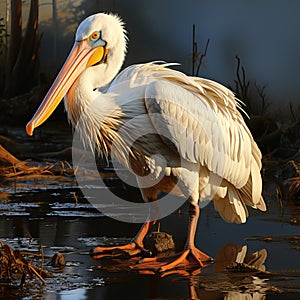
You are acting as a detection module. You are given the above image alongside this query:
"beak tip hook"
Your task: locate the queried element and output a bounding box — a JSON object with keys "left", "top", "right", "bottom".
{"left": 26, "top": 122, "right": 34, "bottom": 136}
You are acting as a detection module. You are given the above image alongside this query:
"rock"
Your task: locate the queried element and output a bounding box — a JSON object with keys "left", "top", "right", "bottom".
{"left": 50, "top": 252, "right": 66, "bottom": 268}
{"left": 144, "top": 232, "right": 175, "bottom": 254}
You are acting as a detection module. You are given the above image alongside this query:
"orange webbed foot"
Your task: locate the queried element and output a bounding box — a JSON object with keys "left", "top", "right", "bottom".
{"left": 90, "top": 242, "right": 152, "bottom": 259}
{"left": 131, "top": 246, "right": 212, "bottom": 273}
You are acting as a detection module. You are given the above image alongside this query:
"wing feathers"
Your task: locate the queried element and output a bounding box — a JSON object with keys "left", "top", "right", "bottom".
{"left": 114, "top": 62, "right": 265, "bottom": 223}
{"left": 145, "top": 78, "right": 256, "bottom": 190}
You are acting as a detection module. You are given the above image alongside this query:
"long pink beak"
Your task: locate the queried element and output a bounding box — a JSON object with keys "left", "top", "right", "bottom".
{"left": 26, "top": 40, "right": 106, "bottom": 136}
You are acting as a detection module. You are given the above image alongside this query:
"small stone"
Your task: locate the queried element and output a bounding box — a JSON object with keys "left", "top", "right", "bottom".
{"left": 50, "top": 252, "right": 66, "bottom": 267}
{"left": 144, "top": 231, "right": 175, "bottom": 254}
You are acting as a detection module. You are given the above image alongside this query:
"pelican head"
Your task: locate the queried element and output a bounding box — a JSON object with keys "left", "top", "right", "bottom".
{"left": 26, "top": 13, "right": 127, "bottom": 136}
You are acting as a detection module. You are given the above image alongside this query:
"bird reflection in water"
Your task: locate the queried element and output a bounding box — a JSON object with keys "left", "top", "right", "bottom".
{"left": 186, "top": 244, "right": 268, "bottom": 300}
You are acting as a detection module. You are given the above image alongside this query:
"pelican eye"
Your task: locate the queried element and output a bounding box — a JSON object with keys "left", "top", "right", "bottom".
{"left": 90, "top": 31, "right": 100, "bottom": 41}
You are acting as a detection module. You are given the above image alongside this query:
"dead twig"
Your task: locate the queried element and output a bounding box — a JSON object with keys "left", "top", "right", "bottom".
{"left": 0, "top": 144, "right": 74, "bottom": 181}
{"left": 234, "top": 55, "right": 250, "bottom": 108}
{"left": 255, "top": 82, "right": 269, "bottom": 115}
{"left": 230, "top": 56, "right": 270, "bottom": 117}
{"left": 288, "top": 177, "right": 300, "bottom": 199}
{"left": 195, "top": 38, "right": 210, "bottom": 77}
{"left": 192, "top": 24, "right": 210, "bottom": 77}
{"left": 0, "top": 241, "right": 51, "bottom": 285}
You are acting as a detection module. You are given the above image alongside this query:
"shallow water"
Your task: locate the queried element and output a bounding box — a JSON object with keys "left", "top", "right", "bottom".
{"left": 0, "top": 126, "right": 299, "bottom": 299}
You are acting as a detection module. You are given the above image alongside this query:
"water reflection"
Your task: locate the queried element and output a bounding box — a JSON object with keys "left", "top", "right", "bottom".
{"left": 214, "top": 243, "right": 267, "bottom": 272}
{"left": 1, "top": 166, "right": 300, "bottom": 298}
{"left": 89, "top": 242, "right": 269, "bottom": 299}
{"left": 0, "top": 213, "right": 298, "bottom": 300}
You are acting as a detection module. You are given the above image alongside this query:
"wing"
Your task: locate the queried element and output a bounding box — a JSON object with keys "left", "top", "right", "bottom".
{"left": 142, "top": 64, "right": 264, "bottom": 220}
{"left": 145, "top": 76, "right": 256, "bottom": 188}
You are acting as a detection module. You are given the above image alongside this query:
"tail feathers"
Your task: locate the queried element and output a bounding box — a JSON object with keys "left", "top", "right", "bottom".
{"left": 213, "top": 158, "right": 266, "bottom": 224}
{"left": 213, "top": 185, "right": 248, "bottom": 224}
{"left": 257, "top": 196, "right": 267, "bottom": 211}
{"left": 238, "top": 160, "right": 266, "bottom": 211}
{"left": 250, "top": 159, "right": 263, "bottom": 206}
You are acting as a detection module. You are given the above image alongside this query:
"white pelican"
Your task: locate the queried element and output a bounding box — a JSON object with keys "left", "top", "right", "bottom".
{"left": 26, "top": 13, "right": 266, "bottom": 272}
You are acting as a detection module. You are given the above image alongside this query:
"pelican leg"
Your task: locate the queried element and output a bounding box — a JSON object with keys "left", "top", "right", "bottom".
{"left": 90, "top": 220, "right": 156, "bottom": 259}
{"left": 159, "top": 203, "right": 211, "bottom": 272}
{"left": 133, "top": 203, "right": 212, "bottom": 273}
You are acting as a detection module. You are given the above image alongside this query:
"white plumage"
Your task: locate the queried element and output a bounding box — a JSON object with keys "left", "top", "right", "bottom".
{"left": 26, "top": 13, "right": 266, "bottom": 272}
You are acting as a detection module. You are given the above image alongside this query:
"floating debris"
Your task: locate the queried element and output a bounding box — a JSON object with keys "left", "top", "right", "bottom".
{"left": 246, "top": 235, "right": 300, "bottom": 251}
{"left": 0, "top": 145, "right": 74, "bottom": 182}
{"left": 0, "top": 240, "right": 52, "bottom": 285}
{"left": 226, "top": 262, "right": 270, "bottom": 274}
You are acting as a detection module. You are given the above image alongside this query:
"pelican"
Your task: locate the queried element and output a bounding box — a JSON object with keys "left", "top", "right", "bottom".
{"left": 26, "top": 13, "right": 266, "bottom": 272}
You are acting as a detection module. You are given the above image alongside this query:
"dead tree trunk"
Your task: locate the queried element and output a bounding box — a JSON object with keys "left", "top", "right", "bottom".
{"left": 4, "top": 0, "right": 22, "bottom": 94}
{"left": 4, "top": 0, "right": 41, "bottom": 98}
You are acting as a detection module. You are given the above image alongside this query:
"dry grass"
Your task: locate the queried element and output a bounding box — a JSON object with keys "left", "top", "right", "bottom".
{"left": 287, "top": 160, "right": 300, "bottom": 200}
{"left": 0, "top": 145, "right": 74, "bottom": 182}
{"left": 289, "top": 176, "right": 300, "bottom": 200}
{"left": 0, "top": 240, "right": 52, "bottom": 285}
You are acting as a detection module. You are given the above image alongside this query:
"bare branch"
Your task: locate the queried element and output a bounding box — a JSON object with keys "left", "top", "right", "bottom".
{"left": 196, "top": 38, "right": 210, "bottom": 77}
{"left": 191, "top": 24, "right": 210, "bottom": 77}
{"left": 255, "top": 82, "right": 269, "bottom": 115}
